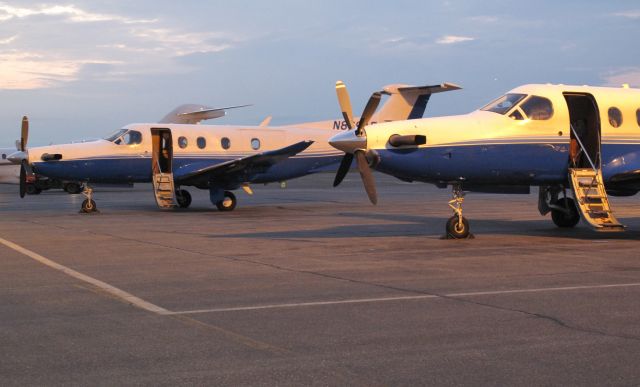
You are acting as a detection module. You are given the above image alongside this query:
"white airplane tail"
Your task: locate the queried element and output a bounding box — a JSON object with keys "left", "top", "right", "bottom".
{"left": 371, "top": 83, "right": 462, "bottom": 123}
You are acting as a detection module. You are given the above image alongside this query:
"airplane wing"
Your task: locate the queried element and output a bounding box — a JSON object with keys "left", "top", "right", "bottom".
{"left": 159, "top": 104, "right": 251, "bottom": 124}
{"left": 175, "top": 140, "right": 314, "bottom": 186}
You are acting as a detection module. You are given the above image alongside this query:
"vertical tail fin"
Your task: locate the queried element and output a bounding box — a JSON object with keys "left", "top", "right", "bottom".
{"left": 371, "top": 83, "right": 462, "bottom": 123}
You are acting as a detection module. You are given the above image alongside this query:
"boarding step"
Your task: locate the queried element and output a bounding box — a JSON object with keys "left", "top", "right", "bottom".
{"left": 152, "top": 172, "right": 177, "bottom": 209}
{"left": 568, "top": 168, "right": 624, "bottom": 232}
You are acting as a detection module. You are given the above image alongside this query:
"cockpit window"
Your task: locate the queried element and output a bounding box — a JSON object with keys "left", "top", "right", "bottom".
{"left": 104, "top": 129, "right": 127, "bottom": 142}
{"left": 520, "top": 96, "right": 553, "bottom": 120}
{"left": 105, "top": 129, "right": 142, "bottom": 145}
{"left": 123, "top": 130, "right": 142, "bottom": 145}
{"left": 481, "top": 93, "right": 527, "bottom": 115}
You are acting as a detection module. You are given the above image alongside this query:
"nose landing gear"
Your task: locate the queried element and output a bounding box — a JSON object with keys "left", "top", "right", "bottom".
{"left": 80, "top": 185, "right": 98, "bottom": 213}
{"left": 446, "top": 184, "right": 471, "bottom": 239}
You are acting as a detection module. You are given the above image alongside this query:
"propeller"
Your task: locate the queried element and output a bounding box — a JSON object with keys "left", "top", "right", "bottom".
{"left": 19, "top": 160, "right": 26, "bottom": 198}
{"left": 331, "top": 81, "right": 381, "bottom": 204}
{"left": 20, "top": 115, "right": 28, "bottom": 152}
{"left": 14, "top": 116, "right": 30, "bottom": 198}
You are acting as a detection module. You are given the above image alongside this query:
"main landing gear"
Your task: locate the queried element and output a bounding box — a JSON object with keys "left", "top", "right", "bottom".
{"left": 209, "top": 188, "right": 237, "bottom": 212}
{"left": 446, "top": 184, "right": 471, "bottom": 239}
{"left": 539, "top": 185, "right": 580, "bottom": 228}
{"left": 80, "top": 185, "right": 98, "bottom": 213}
{"left": 216, "top": 191, "right": 237, "bottom": 212}
{"left": 551, "top": 197, "right": 580, "bottom": 228}
{"left": 175, "top": 189, "right": 192, "bottom": 208}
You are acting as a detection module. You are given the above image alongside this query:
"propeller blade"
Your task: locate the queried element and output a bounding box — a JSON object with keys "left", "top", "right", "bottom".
{"left": 20, "top": 116, "right": 28, "bottom": 152}
{"left": 335, "top": 81, "right": 354, "bottom": 130}
{"left": 355, "top": 150, "right": 377, "bottom": 205}
{"left": 356, "top": 92, "right": 382, "bottom": 136}
{"left": 19, "top": 161, "right": 26, "bottom": 198}
{"left": 333, "top": 153, "right": 354, "bottom": 187}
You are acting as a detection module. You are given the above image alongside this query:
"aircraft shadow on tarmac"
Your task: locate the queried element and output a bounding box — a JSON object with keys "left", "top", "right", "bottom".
{"left": 207, "top": 211, "right": 640, "bottom": 240}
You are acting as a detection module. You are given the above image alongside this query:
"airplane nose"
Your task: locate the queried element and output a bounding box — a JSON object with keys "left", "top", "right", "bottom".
{"left": 328, "top": 130, "right": 367, "bottom": 154}
{"left": 7, "top": 151, "right": 27, "bottom": 164}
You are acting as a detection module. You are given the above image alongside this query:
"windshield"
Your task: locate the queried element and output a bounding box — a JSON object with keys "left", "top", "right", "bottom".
{"left": 104, "top": 129, "right": 127, "bottom": 142}
{"left": 481, "top": 93, "right": 527, "bottom": 115}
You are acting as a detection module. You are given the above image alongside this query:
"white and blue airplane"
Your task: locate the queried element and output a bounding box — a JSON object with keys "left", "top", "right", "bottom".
{"left": 8, "top": 83, "right": 458, "bottom": 212}
{"left": 329, "top": 82, "right": 640, "bottom": 237}
{"left": 0, "top": 145, "right": 19, "bottom": 184}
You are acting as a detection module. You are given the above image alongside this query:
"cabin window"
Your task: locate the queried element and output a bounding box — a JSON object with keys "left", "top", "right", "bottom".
{"left": 480, "top": 93, "right": 527, "bottom": 115}
{"left": 520, "top": 96, "right": 553, "bottom": 120}
{"left": 251, "top": 138, "right": 261, "bottom": 150}
{"left": 197, "top": 137, "right": 206, "bottom": 149}
{"left": 608, "top": 107, "right": 623, "bottom": 128}
{"left": 178, "top": 136, "right": 188, "bottom": 149}
{"left": 122, "top": 130, "right": 142, "bottom": 145}
{"left": 1, "top": 154, "right": 6, "bottom": 160}
{"left": 636, "top": 108, "right": 640, "bottom": 127}
{"left": 221, "top": 137, "right": 231, "bottom": 150}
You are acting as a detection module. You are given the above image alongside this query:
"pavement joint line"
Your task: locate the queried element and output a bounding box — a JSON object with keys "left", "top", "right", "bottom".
{"left": 0, "top": 236, "right": 171, "bottom": 315}
{"left": 167, "top": 282, "right": 640, "bottom": 315}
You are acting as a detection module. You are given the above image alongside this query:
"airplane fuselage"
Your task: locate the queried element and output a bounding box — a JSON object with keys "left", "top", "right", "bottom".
{"left": 360, "top": 84, "right": 640, "bottom": 194}
{"left": 26, "top": 123, "right": 343, "bottom": 187}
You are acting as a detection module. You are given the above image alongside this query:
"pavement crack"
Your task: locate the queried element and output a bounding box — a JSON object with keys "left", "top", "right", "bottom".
{"left": 434, "top": 294, "right": 640, "bottom": 343}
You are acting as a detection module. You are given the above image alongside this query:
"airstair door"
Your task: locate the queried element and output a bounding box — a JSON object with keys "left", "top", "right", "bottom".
{"left": 564, "top": 93, "right": 624, "bottom": 231}
{"left": 151, "top": 128, "right": 177, "bottom": 209}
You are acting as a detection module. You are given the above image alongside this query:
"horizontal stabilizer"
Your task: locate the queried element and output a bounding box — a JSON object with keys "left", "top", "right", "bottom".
{"left": 160, "top": 104, "right": 251, "bottom": 124}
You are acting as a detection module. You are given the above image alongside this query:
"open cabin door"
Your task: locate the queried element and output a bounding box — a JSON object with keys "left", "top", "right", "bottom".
{"left": 564, "top": 93, "right": 623, "bottom": 231}
{"left": 151, "top": 128, "right": 177, "bottom": 208}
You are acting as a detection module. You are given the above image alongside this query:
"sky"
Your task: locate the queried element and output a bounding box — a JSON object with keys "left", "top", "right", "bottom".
{"left": 0, "top": 0, "right": 639, "bottom": 146}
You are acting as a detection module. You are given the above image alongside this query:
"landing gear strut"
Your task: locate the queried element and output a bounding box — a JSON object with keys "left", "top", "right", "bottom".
{"left": 446, "top": 184, "right": 470, "bottom": 239}
{"left": 80, "top": 185, "right": 98, "bottom": 213}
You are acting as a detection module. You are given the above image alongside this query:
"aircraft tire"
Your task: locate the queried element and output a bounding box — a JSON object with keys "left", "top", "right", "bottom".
{"left": 446, "top": 215, "right": 470, "bottom": 239}
{"left": 176, "top": 189, "right": 192, "bottom": 208}
{"left": 216, "top": 191, "right": 237, "bottom": 212}
{"left": 81, "top": 199, "right": 97, "bottom": 213}
{"left": 64, "top": 182, "right": 83, "bottom": 194}
{"left": 551, "top": 197, "right": 580, "bottom": 228}
{"left": 26, "top": 184, "right": 41, "bottom": 195}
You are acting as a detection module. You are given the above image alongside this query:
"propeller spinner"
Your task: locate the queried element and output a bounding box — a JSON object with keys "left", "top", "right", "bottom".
{"left": 330, "top": 81, "right": 381, "bottom": 204}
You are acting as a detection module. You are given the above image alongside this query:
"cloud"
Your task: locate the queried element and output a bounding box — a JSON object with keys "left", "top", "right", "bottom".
{"left": 435, "top": 35, "right": 475, "bottom": 44}
{"left": 467, "top": 15, "right": 498, "bottom": 23}
{"left": 612, "top": 10, "right": 640, "bottom": 19}
{"left": 0, "top": 3, "right": 155, "bottom": 23}
{"left": 0, "top": 51, "right": 121, "bottom": 89}
{"left": 0, "top": 3, "right": 239, "bottom": 90}
{"left": 602, "top": 68, "right": 640, "bottom": 87}
{"left": 0, "top": 34, "right": 15, "bottom": 44}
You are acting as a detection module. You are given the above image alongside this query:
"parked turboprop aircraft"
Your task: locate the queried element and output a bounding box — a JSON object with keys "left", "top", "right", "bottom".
{"left": 329, "top": 82, "right": 640, "bottom": 238}
{"left": 8, "top": 83, "right": 458, "bottom": 212}
{"left": 0, "top": 146, "right": 19, "bottom": 184}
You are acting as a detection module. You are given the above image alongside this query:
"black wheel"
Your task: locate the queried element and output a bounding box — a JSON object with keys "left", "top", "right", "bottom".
{"left": 446, "top": 215, "right": 470, "bottom": 239}
{"left": 64, "top": 182, "right": 83, "bottom": 194}
{"left": 216, "top": 191, "right": 237, "bottom": 212}
{"left": 81, "top": 199, "right": 97, "bottom": 213}
{"left": 551, "top": 197, "right": 580, "bottom": 228}
{"left": 176, "top": 189, "right": 192, "bottom": 208}
{"left": 26, "top": 184, "right": 41, "bottom": 195}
